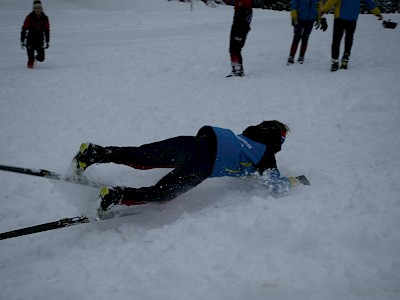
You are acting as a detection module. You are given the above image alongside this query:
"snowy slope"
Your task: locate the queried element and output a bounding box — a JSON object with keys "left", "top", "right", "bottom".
{"left": 0, "top": 0, "right": 399, "bottom": 299}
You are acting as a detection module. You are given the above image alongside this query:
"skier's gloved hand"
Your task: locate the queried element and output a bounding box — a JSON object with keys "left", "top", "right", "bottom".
{"left": 21, "top": 42, "right": 25, "bottom": 50}
{"left": 291, "top": 19, "right": 298, "bottom": 28}
{"left": 319, "top": 17, "right": 328, "bottom": 31}
{"left": 43, "top": 43, "right": 49, "bottom": 49}
{"left": 262, "top": 168, "right": 291, "bottom": 195}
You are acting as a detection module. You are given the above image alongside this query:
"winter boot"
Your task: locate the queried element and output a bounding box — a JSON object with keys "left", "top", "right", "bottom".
{"left": 27, "top": 60, "right": 34, "bottom": 68}
{"left": 331, "top": 59, "right": 339, "bottom": 72}
{"left": 287, "top": 56, "right": 295, "bottom": 65}
{"left": 226, "top": 63, "right": 244, "bottom": 77}
{"left": 297, "top": 57, "right": 304, "bottom": 64}
{"left": 340, "top": 59, "right": 348, "bottom": 69}
{"left": 340, "top": 53, "right": 349, "bottom": 69}
{"left": 72, "top": 143, "right": 107, "bottom": 174}
{"left": 99, "top": 186, "right": 125, "bottom": 211}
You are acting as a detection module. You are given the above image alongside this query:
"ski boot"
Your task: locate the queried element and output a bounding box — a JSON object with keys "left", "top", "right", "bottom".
{"left": 297, "top": 57, "right": 304, "bottom": 64}
{"left": 340, "top": 54, "right": 349, "bottom": 69}
{"left": 331, "top": 59, "right": 339, "bottom": 72}
{"left": 72, "top": 143, "right": 106, "bottom": 174}
{"left": 340, "top": 59, "right": 348, "bottom": 69}
{"left": 99, "top": 186, "right": 125, "bottom": 211}
{"left": 226, "top": 63, "right": 244, "bottom": 77}
{"left": 287, "top": 56, "right": 295, "bottom": 65}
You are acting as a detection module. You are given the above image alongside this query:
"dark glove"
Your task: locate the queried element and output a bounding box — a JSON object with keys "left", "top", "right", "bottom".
{"left": 43, "top": 43, "right": 49, "bottom": 49}
{"left": 21, "top": 42, "right": 25, "bottom": 50}
{"left": 383, "top": 19, "right": 397, "bottom": 29}
{"left": 291, "top": 19, "right": 298, "bottom": 28}
{"left": 319, "top": 17, "right": 328, "bottom": 31}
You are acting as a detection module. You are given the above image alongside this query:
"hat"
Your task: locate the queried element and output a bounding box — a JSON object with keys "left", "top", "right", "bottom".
{"left": 33, "top": 0, "right": 42, "bottom": 9}
{"left": 242, "top": 120, "right": 289, "bottom": 153}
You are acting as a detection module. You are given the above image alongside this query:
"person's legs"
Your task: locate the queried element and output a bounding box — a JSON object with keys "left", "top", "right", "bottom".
{"left": 228, "top": 22, "right": 249, "bottom": 76}
{"left": 341, "top": 20, "right": 357, "bottom": 69}
{"left": 104, "top": 136, "right": 198, "bottom": 169}
{"left": 73, "top": 136, "right": 198, "bottom": 173}
{"left": 35, "top": 46, "right": 45, "bottom": 62}
{"left": 299, "top": 21, "right": 314, "bottom": 59}
{"left": 288, "top": 24, "right": 303, "bottom": 60}
{"left": 332, "top": 19, "right": 345, "bottom": 60}
{"left": 27, "top": 47, "right": 35, "bottom": 68}
{"left": 331, "top": 18, "right": 345, "bottom": 71}
{"left": 100, "top": 138, "right": 214, "bottom": 209}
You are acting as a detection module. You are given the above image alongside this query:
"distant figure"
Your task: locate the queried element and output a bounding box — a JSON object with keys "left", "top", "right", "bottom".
{"left": 225, "top": 0, "right": 252, "bottom": 77}
{"left": 287, "top": 0, "right": 327, "bottom": 65}
{"left": 319, "top": 0, "right": 382, "bottom": 71}
{"left": 21, "top": 1, "right": 50, "bottom": 68}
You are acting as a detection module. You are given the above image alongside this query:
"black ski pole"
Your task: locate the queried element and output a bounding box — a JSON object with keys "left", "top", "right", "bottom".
{"left": 0, "top": 164, "right": 103, "bottom": 188}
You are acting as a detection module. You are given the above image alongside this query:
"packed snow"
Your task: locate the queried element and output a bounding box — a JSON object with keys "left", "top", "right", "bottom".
{"left": 0, "top": 0, "right": 399, "bottom": 299}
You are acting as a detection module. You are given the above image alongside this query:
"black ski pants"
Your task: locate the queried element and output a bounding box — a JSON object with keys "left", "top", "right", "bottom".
{"left": 229, "top": 10, "right": 252, "bottom": 66}
{"left": 331, "top": 18, "right": 357, "bottom": 60}
{"left": 289, "top": 20, "right": 314, "bottom": 58}
{"left": 26, "top": 42, "right": 45, "bottom": 64}
{"left": 104, "top": 135, "right": 215, "bottom": 204}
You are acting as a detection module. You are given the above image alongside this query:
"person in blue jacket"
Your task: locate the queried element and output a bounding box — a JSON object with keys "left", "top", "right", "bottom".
{"left": 320, "top": 0, "right": 382, "bottom": 71}
{"left": 288, "top": 0, "right": 327, "bottom": 65}
{"left": 73, "top": 121, "right": 292, "bottom": 211}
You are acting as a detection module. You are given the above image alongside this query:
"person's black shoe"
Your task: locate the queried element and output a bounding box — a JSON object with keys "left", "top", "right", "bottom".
{"left": 287, "top": 56, "right": 295, "bottom": 65}
{"left": 331, "top": 59, "right": 339, "bottom": 72}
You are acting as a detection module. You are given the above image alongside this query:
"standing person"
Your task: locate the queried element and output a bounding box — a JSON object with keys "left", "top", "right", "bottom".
{"left": 225, "top": 0, "right": 253, "bottom": 77}
{"left": 287, "top": 0, "right": 327, "bottom": 65}
{"left": 72, "top": 121, "right": 294, "bottom": 211}
{"left": 20, "top": 1, "right": 50, "bottom": 68}
{"left": 320, "top": 0, "right": 382, "bottom": 71}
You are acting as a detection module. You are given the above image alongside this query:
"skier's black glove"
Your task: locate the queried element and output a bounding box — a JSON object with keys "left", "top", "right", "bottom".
{"left": 43, "top": 43, "right": 49, "bottom": 49}
{"left": 383, "top": 19, "right": 397, "bottom": 29}
{"left": 291, "top": 19, "right": 298, "bottom": 28}
{"left": 21, "top": 42, "right": 25, "bottom": 50}
{"left": 319, "top": 17, "right": 328, "bottom": 31}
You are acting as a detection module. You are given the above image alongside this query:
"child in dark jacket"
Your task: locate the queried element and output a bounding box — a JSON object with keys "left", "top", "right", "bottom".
{"left": 73, "top": 121, "right": 293, "bottom": 211}
{"left": 226, "top": 0, "right": 253, "bottom": 77}
{"left": 21, "top": 1, "right": 50, "bottom": 68}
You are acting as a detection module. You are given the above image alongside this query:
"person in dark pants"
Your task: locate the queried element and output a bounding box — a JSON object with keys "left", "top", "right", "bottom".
{"left": 287, "top": 0, "right": 327, "bottom": 65}
{"left": 21, "top": 1, "right": 50, "bottom": 68}
{"left": 225, "top": 0, "right": 252, "bottom": 77}
{"left": 319, "top": 0, "right": 382, "bottom": 71}
{"left": 72, "top": 121, "right": 293, "bottom": 211}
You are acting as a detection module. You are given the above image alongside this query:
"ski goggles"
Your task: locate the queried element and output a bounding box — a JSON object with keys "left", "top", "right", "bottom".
{"left": 281, "top": 131, "right": 286, "bottom": 144}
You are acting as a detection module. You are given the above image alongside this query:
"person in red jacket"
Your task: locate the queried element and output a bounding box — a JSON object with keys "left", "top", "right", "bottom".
{"left": 20, "top": 1, "right": 50, "bottom": 68}
{"left": 225, "top": 0, "right": 253, "bottom": 77}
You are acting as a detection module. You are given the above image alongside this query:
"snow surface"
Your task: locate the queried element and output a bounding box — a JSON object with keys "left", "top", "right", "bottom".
{"left": 1, "top": 0, "right": 400, "bottom": 299}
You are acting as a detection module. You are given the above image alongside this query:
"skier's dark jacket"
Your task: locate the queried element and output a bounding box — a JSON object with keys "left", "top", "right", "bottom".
{"left": 196, "top": 122, "right": 284, "bottom": 178}
{"left": 232, "top": 0, "right": 253, "bottom": 32}
{"left": 21, "top": 11, "right": 50, "bottom": 47}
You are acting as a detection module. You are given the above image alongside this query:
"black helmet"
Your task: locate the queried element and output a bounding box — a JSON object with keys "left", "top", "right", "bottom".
{"left": 242, "top": 120, "right": 289, "bottom": 153}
